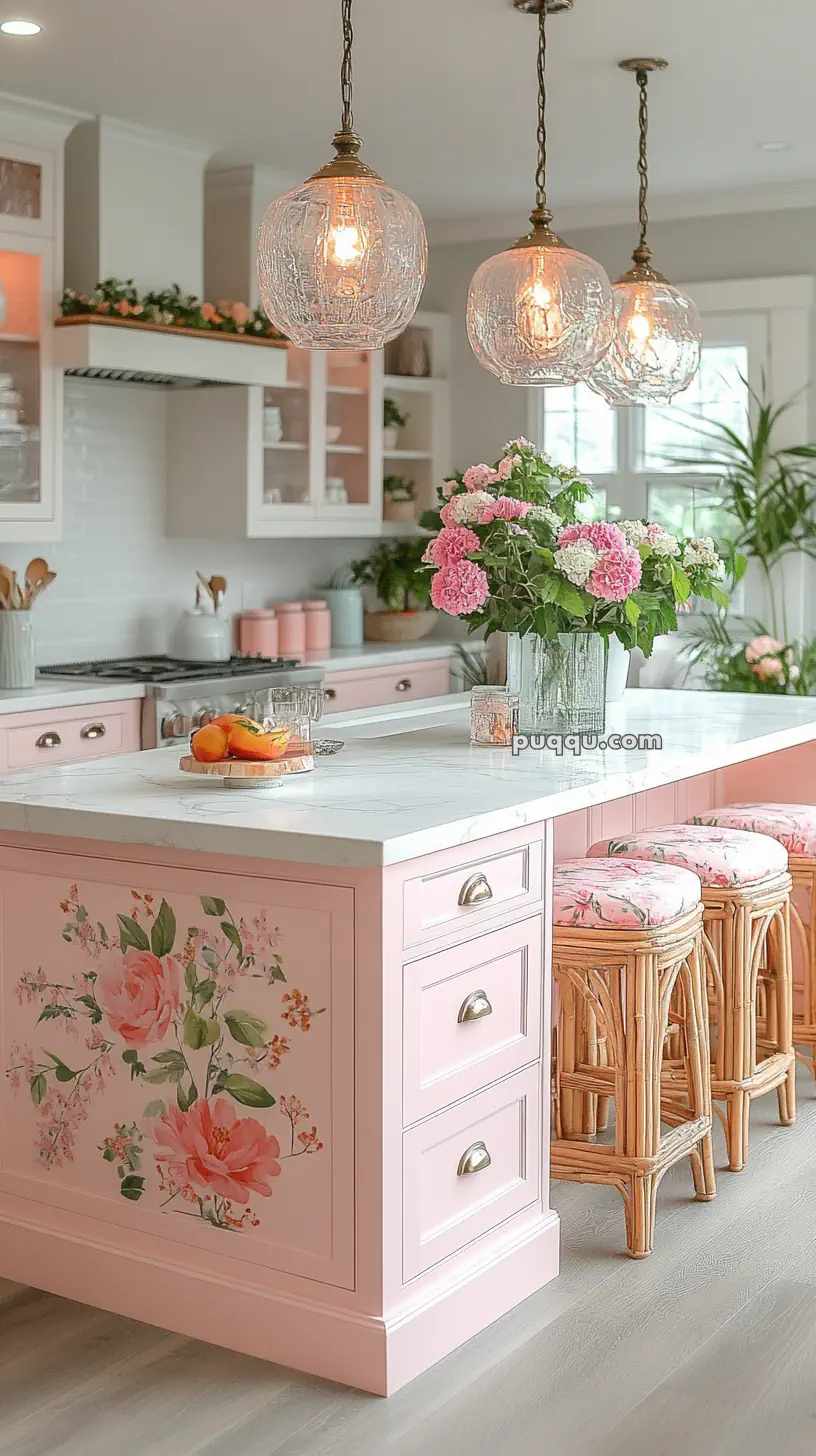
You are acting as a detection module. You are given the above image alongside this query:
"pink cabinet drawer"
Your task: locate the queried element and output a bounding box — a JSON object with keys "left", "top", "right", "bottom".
{"left": 403, "top": 916, "right": 543, "bottom": 1124}
{"left": 402, "top": 1065, "right": 541, "bottom": 1282}
{"left": 403, "top": 840, "right": 543, "bottom": 950}
{"left": 2, "top": 700, "right": 141, "bottom": 770}
{"left": 323, "top": 658, "right": 450, "bottom": 714}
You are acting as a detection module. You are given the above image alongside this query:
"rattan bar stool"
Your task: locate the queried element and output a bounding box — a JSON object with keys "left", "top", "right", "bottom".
{"left": 688, "top": 805, "right": 816, "bottom": 1082}
{"left": 552, "top": 858, "right": 715, "bottom": 1260}
{"left": 588, "top": 824, "right": 796, "bottom": 1173}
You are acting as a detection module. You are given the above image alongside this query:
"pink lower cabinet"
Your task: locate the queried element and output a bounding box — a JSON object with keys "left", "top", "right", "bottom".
{"left": 322, "top": 656, "right": 451, "bottom": 714}
{"left": 0, "top": 698, "right": 141, "bottom": 770}
{"left": 0, "top": 821, "right": 557, "bottom": 1395}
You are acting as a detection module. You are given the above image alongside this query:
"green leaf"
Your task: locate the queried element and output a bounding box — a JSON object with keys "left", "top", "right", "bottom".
{"left": 201, "top": 946, "right": 219, "bottom": 973}
{"left": 220, "top": 920, "right": 243, "bottom": 957}
{"left": 37, "top": 1003, "right": 71, "bottom": 1023}
{"left": 183, "top": 1007, "right": 220, "bottom": 1050}
{"left": 151, "top": 899, "right": 176, "bottom": 958}
{"left": 119, "top": 1174, "right": 145, "bottom": 1202}
{"left": 44, "top": 1051, "right": 78, "bottom": 1083}
{"left": 122, "top": 1049, "right": 139, "bottom": 1065}
{"left": 624, "top": 597, "right": 641, "bottom": 626}
{"left": 219, "top": 1074, "right": 275, "bottom": 1109}
{"left": 143, "top": 1099, "right": 167, "bottom": 1118}
{"left": 117, "top": 914, "right": 150, "bottom": 953}
{"left": 201, "top": 896, "right": 226, "bottom": 917}
{"left": 185, "top": 961, "right": 198, "bottom": 994}
{"left": 76, "top": 993, "right": 103, "bottom": 1025}
{"left": 29, "top": 1072, "right": 46, "bottom": 1106}
{"left": 176, "top": 1079, "right": 198, "bottom": 1112}
{"left": 554, "top": 580, "right": 590, "bottom": 617}
{"left": 197, "top": 978, "right": 216, "bottom": 1004}
{"left": 224, "top": 1008, "right": 268, "bottom": 1049}
{"left": 143, "top": 1068, "right": 173, "bottom": 1085}
{"left": 102, "top": 1146, "right": 116, "bottom": 1162}
{"left": 151, "top": 1049, "right": 187, "bottom": 1068}
{"left": 669, "top": 561, "right": 692, "bottom": 604}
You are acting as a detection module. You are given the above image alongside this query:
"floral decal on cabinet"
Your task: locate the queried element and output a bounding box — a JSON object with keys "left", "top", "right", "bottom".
{"left": 5, "top": 886, "right": 325, "bottom": 1233}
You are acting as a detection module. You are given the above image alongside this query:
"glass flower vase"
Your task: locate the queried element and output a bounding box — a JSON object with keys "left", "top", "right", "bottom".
{"left": 506, "top": 632, "right": 606, "bottom": 736}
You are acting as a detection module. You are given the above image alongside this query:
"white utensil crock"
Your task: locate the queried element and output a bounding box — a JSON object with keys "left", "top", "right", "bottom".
{"left": 0, "top": 610, "right": 35, "bottom": 688}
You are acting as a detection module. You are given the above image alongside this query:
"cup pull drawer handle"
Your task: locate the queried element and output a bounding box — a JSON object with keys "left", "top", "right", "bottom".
{"left": 36, "top": 731, "right": 61, "bottom": 749}
{"left": 324, "top": 688, "right": 337, "bottom": 701}
{"left": 457, "top": 1141, "right": 492, "bottom": 1178}
{"left": 395, "top": 678, "right": 412, "bottom": 692}
{"left": 81, "top": 723, "right": 106, "bottom": 740}
{"left": 458, "top": 872, "right": 493, "bottom": 907}
{"left": 458, "top": 989, "right": 493, "bottom": 1024}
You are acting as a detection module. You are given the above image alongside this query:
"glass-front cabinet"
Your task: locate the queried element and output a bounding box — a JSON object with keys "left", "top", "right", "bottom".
{"left": 0, "top": 129, "right": 63, "bottom": 540}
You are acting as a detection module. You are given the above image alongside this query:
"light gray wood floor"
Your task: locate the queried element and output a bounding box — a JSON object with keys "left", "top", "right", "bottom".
{"left": 2, "top": 1064, "right": 815, "bottom": 1456}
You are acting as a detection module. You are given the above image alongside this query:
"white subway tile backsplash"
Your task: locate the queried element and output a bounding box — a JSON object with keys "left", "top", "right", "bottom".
{"left": 1, "top": 380, "right": 371, "bottom": 665}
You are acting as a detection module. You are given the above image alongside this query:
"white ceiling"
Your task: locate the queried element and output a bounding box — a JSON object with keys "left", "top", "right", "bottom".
{"left": 2, "top": 0, "right": 815, "bottom": 228}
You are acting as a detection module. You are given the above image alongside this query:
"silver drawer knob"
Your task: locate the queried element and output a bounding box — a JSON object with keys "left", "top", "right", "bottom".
{"left": 36, "top": 731, "right": 61, "bottom": 748}
{"left": 324, "top": 688, "right": 337, "bottom": 701}
{"left": 457, "top": 989, "right": 493, "bottom": 1024}
{"left": 80, "top": 722, "right": 106, "bottom": 740}
{"left": 457, "top": 1141, "right": 492, "bottom": 1177}
{"left": 458, "top": 872, "right": 493, "bottom": 907}
{"left": 395, "top": 678, "right": 412, "bottom": 692}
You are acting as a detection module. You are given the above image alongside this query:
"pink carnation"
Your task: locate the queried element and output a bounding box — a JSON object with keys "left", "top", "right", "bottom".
{"left": 586, "top": 545, "right": 642, "bottom": 603}
{"left": 427, "top": 525, "right": 480, "bottom": 567}
{"left": 746, "top": 635, "right": 785, "bottom": 663}
{"left": 463, "top": 463, "right": 497, "bottom": 491}
{"left": 441, "top": 479, "right": 458, "bottom": 499}
{"left": 496, "top": 455, "right": 514, "bottom": 481}
{"left": 479, "top": 496, "right": 531, "bottom": 524}
{"left": 557, "top": 521, "right": 626, "bottom": 551}
{"left": 430, "top": 560, "right": 489, "bottom": 616}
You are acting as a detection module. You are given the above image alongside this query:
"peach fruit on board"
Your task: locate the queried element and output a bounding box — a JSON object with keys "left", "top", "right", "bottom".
{"left": 227, "top": 721, "right": 290, "bottom": 761}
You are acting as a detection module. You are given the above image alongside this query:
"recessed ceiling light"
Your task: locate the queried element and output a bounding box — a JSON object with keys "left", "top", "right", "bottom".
{"left": 757, "top": 140, "right": 792, "bottom": 152}
{"left": 0, "top": 18, "right": 42, "bottom": 35}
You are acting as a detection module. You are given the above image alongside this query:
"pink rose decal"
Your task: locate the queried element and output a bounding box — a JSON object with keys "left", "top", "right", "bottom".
{"left": 97, "top": 947, "right": 180, "bottom": 1048}
{"left": 430, "top": 560, "right": 489, "bottom": 615}
{"left": 152, "top": 1098, "right": 282, "bottom": 1202}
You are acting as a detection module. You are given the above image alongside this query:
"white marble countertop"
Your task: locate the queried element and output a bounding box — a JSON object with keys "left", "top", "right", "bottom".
{"left": 0, "top": 690, "right": 814, "bottom": 868}
{"left": 0, "top": 682, "right": 146, "bottom": 716}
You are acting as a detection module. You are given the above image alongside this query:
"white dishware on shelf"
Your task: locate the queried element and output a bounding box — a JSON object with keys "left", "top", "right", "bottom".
{"left": 326, "top": 424, "right": 342, "bottom": 444}
{"left": 325, "top": 476, "right": 348, "bottom": 505}
{"left": 263, "top": 405, "right": 283, "bottom": 444}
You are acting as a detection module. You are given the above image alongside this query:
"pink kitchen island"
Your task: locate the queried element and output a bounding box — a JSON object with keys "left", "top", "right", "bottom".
{"left": 1, "top": 688, "right": 815, "bottom": 1395}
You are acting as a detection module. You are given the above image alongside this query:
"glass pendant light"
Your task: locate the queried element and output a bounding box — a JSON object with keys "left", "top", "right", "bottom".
{"left": 257, "top": 0, "right": 427, "bottom": 350}
{"left": 589, "top": 60, "right": 702, "bottom": 404}
{"left": 467, "top": 0, "right": 613, "bottom": 387}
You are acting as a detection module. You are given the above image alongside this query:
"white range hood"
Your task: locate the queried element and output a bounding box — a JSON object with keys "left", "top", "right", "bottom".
{"left": 60, "top": 119, "right": 287, "bottom": 388}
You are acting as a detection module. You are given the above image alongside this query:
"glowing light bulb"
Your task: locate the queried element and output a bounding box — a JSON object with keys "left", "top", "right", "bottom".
{"left": 518, "top": 273, "right": 565, "bottom": 351}
{"left": 626, "top": 302, "right": 654, "bottom": 363}
{"left": 329, "top": 219, "right": 363, "bottom": 267}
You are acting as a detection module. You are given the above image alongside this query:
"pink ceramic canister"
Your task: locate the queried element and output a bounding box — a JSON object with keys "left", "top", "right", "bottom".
{"left": 274, "top": 602, "right": 307, "bottom": 655}
{"left": 302, "top": 600, "right": 332, "bottom": 652}
{"left": 239, "top": 610, "right": 279, "bottom": 658}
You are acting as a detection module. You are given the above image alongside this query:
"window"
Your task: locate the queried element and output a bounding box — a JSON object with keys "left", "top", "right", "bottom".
{"left": 641, "top": 345, "right": 749, "bottom": 472}
{"left": 541, "top": 382, "right": 617, "bottom": 476}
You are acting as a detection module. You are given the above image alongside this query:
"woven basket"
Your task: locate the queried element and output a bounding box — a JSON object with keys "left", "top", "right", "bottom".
{"left": 363, "top": 611, "right": 437, "bottom": 644}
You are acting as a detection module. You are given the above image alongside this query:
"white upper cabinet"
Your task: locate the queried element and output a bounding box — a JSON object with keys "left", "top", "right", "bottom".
{"left": 0, "top": 97, "right": 77, "bottom": 541}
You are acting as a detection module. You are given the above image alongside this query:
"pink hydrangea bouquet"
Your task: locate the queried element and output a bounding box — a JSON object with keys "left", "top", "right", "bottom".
{"left": 419, "top": 439, "right": 732, "bottom": 655}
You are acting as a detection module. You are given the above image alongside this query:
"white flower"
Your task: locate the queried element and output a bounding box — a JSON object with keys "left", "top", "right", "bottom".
{"left": 553, "top": 543, "right": 598, "bottom": 586}
{"left": 650, "top": 533, "right": 681, "bottom": 558}
{"left": 620, "top": 520, "right": 649, "bottom": 545}
{"left": 526, "top": 504, "right": 563, "bottom": 532}
{"left": 445, "top": 490, "right": 493, "bottom": 525}
{"left": 683, "top": 536, "right": 724, "bottom": 575}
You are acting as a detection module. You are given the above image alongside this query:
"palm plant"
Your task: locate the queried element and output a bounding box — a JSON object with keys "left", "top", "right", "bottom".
{"left": 672, "top": 376, "right": 816, "bottom": 642}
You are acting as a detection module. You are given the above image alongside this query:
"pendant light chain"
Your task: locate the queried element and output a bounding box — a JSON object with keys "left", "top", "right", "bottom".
{"left": 636, "top": 68, "right": 650, "bottom": 252}
{"left": 534, "top": 4, "right": 548, "bottom": 218}
{"left": 340, "top": 0, "right": 355, "bottom": 135}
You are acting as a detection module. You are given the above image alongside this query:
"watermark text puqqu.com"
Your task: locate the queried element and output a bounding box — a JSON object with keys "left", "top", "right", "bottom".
{"left": 512, "top": 732, "right": 663, "bottom": 757}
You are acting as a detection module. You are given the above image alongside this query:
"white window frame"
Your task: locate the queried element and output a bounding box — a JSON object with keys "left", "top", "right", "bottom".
{"left": 528, "top": 275, "right": 814, "bottom": 630}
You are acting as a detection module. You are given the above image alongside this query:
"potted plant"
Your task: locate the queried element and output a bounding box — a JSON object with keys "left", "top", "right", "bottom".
{"left": 383, "top": 397, "right": 408, "bottom": 452}
{"left": 383, "top": 474, "right": 416, "bottom": 523}
{"left": 351, "top": 538, "right": 436, "bottom": 643}
{"left": 419, "top": 438, "right": 732, "bottom": 733}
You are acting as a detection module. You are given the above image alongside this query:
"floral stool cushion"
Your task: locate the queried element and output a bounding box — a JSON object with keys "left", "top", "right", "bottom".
{"left": 587, "top": 823, "right": 787, "bottom": 889}
{"left": 687, "top": 804, "right": 816, "bottom": 861}
{"left": 553, "top": 858, "right": 702, "bottom": 930}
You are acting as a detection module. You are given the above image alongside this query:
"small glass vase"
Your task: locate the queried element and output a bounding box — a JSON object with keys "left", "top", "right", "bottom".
{"left": 506, "top": 632, "right": 606, "bottom": 736}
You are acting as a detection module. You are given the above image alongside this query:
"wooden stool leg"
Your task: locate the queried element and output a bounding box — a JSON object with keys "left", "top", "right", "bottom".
{"left": 622, "top": 950, "right": 661, "bottom": 1258}
{"left": 557, "top": 977, "right": 583, "bottom": 1141}
{"left": 771, "top": 900, "right": 796, "bottom": 1126}
{"left": 681, "top": 945, "right": 716, "bottom": 1202}
{"left": 720, "top": 901, "right": 753, "bottom": 1172}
